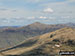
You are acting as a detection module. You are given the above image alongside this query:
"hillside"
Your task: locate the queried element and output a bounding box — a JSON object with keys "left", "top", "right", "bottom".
{"left": 0, "top": 22, "right": 69, "bottom": 49}
{"left": 0, "top": 27, "right": 75, "bottom": 56}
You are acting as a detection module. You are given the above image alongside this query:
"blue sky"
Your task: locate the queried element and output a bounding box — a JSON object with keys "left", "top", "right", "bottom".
{"left": 0, "top": 0, "right": 75, "bottom": 26}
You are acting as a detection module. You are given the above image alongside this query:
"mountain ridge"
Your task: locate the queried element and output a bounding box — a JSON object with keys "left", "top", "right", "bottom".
{"left": 0, "top": 27, "right": 75, "bottom": 56}
{"left": 0, "top": 22, "right": 75, "bottom": 50}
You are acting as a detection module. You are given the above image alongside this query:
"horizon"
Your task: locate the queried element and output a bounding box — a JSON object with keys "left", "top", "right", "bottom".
{"left": 0, "top": 22, "right": 75, "bottom": 27}
{"left": 0, "top": 0, "right": 75, "bottom": 26}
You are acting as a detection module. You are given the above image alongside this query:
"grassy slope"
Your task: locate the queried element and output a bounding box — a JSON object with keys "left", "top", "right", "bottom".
{"left": 0, "top": 22, "right": 67, "bottom": 50}
{"left": 0, "top": 27, "right": 75, "bottom": 56}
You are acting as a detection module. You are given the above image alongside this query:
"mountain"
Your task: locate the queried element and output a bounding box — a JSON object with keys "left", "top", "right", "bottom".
{"left": 65, "top": 22, "right": 75, "bottom": 28}
{"left": 0, "top": 27, "right": 75, "bottom": 56}
{"left": 0, "top": 22, "right": 75, "bottom": 50}
{"left": 4, "top": 22, "right": 68, "bottom": 36}
{"left": 0, "top": 26, "right": 19, "bottom": 28}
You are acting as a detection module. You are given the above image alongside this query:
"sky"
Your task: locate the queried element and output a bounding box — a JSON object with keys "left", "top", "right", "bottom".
{"left": 0, "top": 0, "right": 75, "bottom": 26}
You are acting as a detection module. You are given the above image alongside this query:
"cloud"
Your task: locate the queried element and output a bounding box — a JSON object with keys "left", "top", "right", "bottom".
{"left": 26, "top": 0, "right": 40, "bottom": 3}
{"left": 0, "top": 7, "right": 34, "bottom": 19}
{"left": 68, "top": 0, "right": 75, "bottom": 2}
{"left": 43, "top": 8, "right": 54, "bottom": 13}
{"left": 0, "top": 8, "right": 8, "bottom": 11}
{"left": 27, "top": 16, "right": 35, "bottom": 19}
{"left": 0, "top": 0, "right": 75, "bottom": 26}
{"left": 39, "top": 16, "right": 47, "bottom": 19}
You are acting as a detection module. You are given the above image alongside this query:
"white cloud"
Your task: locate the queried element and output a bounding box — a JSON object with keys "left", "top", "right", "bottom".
{"left": 0, "top": 7, "right": 33, "bottom": 19}
{"left": 27, "top": 16, "right": 35, "bottom": 19}
{"left": 39, "top": 16, "right": 47, "bottom": 19}
{"left": 43, "top": 8, "right": 54, "bottom": 13}
{"left": 0, "top": 0, "right": 75, "bottom": 25}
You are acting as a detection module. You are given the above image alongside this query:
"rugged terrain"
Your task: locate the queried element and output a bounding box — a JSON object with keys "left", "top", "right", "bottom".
{"left": 0, "top": 22, "right": 70, "bottom": 49}
{"left": 0, "top": 27, "right": 75, "bottom": 56}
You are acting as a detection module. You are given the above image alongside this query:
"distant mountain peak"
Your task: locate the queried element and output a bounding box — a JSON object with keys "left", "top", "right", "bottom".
{"left": 32, "top": 22, "right": 43, "bottom": 25}
{"left": 29, "top": 22, "right": 47, "bottom": 27}
{"left": 34, "top": 22, "right": 41, "bottom": 24}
